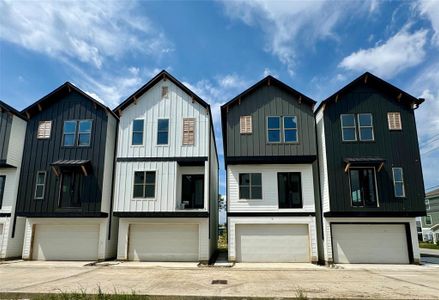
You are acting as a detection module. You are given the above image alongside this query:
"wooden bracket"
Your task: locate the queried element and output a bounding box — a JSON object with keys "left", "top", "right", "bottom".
{"left": 0, "top": 106, "right": 3, "bottom": 113}
{"left": 81, "top": 165, "right": 88, "bottom": 176}
{"left": 25, "top": 111, "right": 30, "bottom": 119}
{"left": 37, "top": 103, "right": 42, "bottom": 111}
{"left": 238, "top": 98, "right": 241, "bottom": 105}
{"left": 335, "top": 94, "right": 339, "bottom": 103}
{"left": 163, "top": 73, "right": 167, "bottom": 81}
{"left": 117, "top": 109, "right": 122, "bottom": 117}
{"left": 267, "top": 78, "right": 271, "bottom": 86}
{"left": 226, "top": 106, "right": 229, "bottom": 112}
{"left": 51, "top": 166, "right": 60, "bottom": 177}
{"left": 298, "top": 96, "right": 302, "bottom": 104}
{"left": 397, "top": 93, "right": 402, "bottom": 102}
{"left": 192, "top": 95, "right": 195, "bottom": 103}
{"left": 344, "top": 162, "right": 351, "bottom": 173}
{"left": 378, "top": 162, "right": 384, "bottom": 172}
{"left": 133, "top": 96, "right": 138, "bottom": 105}
{"left": 364, "top": 74, "right": 368, "bottom": 84}
{"left": 68, "top": 85, "right": 72, "bottom": 93}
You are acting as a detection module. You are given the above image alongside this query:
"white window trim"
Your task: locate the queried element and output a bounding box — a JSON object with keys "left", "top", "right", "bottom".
{"left": 348, "top": 166, "right": 380, "bottom": 207}
{"left": 132, "top": 170, "right": 157, "bottom": 200}
{"left": 238, "top": 173, "right": 263, "bottom": 200}
{"left": 392, "top": 167, "right": 406, "bottom": 198}
{"left": 266, "top": 116, "right": 281, "bottom": 143}
{"left": 283, "top": 115, "right": 299, "bottom": 143}
{"left": 357, "top": 113, "right": 375, "bottom": 141}
{"left": 131, "top": 118, "right": 145, "bottom": 147}
{"left": 34, "top": 171, "right": 46, "bottom": 200}
{"left": 341, "top": 114, "right": 357, "bottom": 142}
{"left": 157, "top": 118, "right": 170, "bottom": 146}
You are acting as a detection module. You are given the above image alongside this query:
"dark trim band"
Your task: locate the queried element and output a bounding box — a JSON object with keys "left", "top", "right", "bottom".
{"left": 225, "top": 155, "right": 317, "bottom": 165}
{"left": 117, "top": 156, "right": 207, "bottom": 166}
{"left": 0, "top": 213, "right": 12, "bottom": 217}
{"left": 113, "top": 211, "right": 209, "bottom": 218}
{"left": 15, "top": 212, "right": 109, "bottom": 218}
{"left": 227, "top": 212, "right": 316, "bottom": 217}
{"left": 324, "top": 211, "right": 426, "bottom": 218}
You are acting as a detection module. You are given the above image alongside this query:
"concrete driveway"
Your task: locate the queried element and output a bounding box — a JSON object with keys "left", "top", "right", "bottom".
{"left": 0, "top": 261, "right": 439, "bottom": 299}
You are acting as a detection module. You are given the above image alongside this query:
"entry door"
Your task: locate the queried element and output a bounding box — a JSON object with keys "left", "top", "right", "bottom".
{"left": 181, "top": 175, "right": 204, "bottom": 209}
{"left": 59, "top": 171, "right": 81, "bottom": 208}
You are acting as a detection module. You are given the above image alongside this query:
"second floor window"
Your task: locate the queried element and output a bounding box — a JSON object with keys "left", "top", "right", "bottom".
{"left": 0, "top": 175, "right": 5, "bottom": 209}
{"left": 34, "top": 171, "right": 46, "bottom": 199}
{"left": 183, "top": 118, "right": 195, "bottom": 145}
{"left": 267, "top": 116, "right": 281, "bottom": 143}
{"left": 284, "top": 116, "right": 298, "bottom": 143}
{"left": 132, "top": 119, "right": 144, "bottom": 145}
{"left": 358, "top": 113, "right": 374, "bottom": 141}
{"left": 425, "top": 215, "right": 432, "bottom": 225}
{"left": 341, "top": 114, "right": 357, "bottom": 141}
{"left": 157, "top": 119, "right": 169, "bottom": 145}
{"left": 239, "top": 173, "right": 262, "bottom": 200}
{"left": 392, "top": 167, "right": 405, "bottom": 198}
{"left": 349, "top": 168, "right": 377, "bottom": 207}
{"left": 63, "top": 120, "right": 92, "bottom": 147}
{"left": 341, "top": 113, "right": 374, "bottom": 142}
{"left": 277, "top": 172, "right": 302, "bottom": 208}
{"left": 133, "top": 171, "right": 156, "bottom": 199}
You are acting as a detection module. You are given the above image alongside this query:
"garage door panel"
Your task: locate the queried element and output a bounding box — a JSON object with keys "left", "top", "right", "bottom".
{"left": 32, "top": 224, "right": 99, "bottom": 261}
{"left": 332, "top": 224, "right": 409, "bottom": 264}
{"left": 129, "top": 224, "right": 199, "bottom": 261}
{"left": 236, "top": 224, "right": 310, "bottom": 263}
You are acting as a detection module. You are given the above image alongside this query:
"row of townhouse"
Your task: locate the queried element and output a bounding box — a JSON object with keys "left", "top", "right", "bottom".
{"left": 0, "top": 70, "right": 426, "bottom": 264}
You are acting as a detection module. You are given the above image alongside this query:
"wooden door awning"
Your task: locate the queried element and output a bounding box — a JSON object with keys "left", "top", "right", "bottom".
{"left": 343, "top": 157, "right": 385, "bottom": 173}
{"left": 50, "top": 160, "right": 92, "bottom": 176}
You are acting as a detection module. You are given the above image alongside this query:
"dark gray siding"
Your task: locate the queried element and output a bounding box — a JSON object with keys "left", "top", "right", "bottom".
{"left": 324, "top": 84, "right": 425, "bottom": 213}
{"left": 16, "top": 90, "right": 109, "bottom": 216}
{"left": 0, "top": 110, "right": 12, "bottom": 161}
{"left": 226, "top": 85, "right": 316, "bottom": 157}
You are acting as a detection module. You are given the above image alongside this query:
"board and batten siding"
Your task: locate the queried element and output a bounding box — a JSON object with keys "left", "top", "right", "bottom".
{"left": 228, "top": 164, "right": 315, "bottom": 212}
{"left": 16, "top": 90, "right": 112, "bottom": 216}
{"left": 0, "top": 110, "right": 12, "bottom": 163}
{"left": 226, "top": 84, "right": 316, "bottom": 158}
{"left": 117, "top": 79, "right": 209, "bottom": 158}
{"left": 323, "top": 84, "right": 425, "bottom": 213}
{"left": 316, "top": 110, "right": 330, "bottom": 213}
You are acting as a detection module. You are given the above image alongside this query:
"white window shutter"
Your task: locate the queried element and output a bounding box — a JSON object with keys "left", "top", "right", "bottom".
{"left": 388, "top": 112, "right": 402, "bottom": 130}
{"left": 240, "top": 116, "right": 252, "bottom": 134}
{"left": 37, "top": 121, "right": 52, "bottom": 139}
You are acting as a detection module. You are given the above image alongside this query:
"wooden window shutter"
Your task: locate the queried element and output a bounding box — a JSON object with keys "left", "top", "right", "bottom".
{"left": 183, "top": 118, "right": 195, "bottom": 145}
{"left": 240, "top": 116, "right": 252, "bottom": 134}
{"left": 37, "top": 121, "right": 52, "bottom": 139}
{"left": 387, "top": 112, "right": 402, "bottom": 130}
{"left": 162, "top": 86, "right": 169, "bottom": 98}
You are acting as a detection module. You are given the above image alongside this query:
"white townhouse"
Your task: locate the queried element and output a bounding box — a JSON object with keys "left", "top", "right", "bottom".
{"left": 220, "top": 76, "right": 323, "bottom": 263}
{"left": 0, "top": 101, "right": 27, "bottom": 259}
{"left": 113, "top": 70, "right": 219, "bottom": 262}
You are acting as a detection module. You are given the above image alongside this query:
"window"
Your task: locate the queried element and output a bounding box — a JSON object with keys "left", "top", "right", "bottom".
{"left": 183, "top": 118, "right": 195, "bottom": 145}
{"left": 0, "top": 176, "right": 5, "bottom": 209}
{"left": 267, "top": 116, "right": 281, "bottom": 143}
{"left": 358, "top": 113, "right": 374, "bottom": 141}
{"left": 132, "top": 119, "right": 144, "bottom": 145}
{"left": 59, "top": 170, "right": 82, "bottom": 208}
{"left": 34, "top": 171, "right": 46, "bottom": 199}
{"left": 425, "top": 199, "right": 430, "bottom": 210}
{"left": 133, "top": 171, "right": 156, "bottom": 198}
{"left": 277, "top": 172, "right": 302, "bottom": 208}
{"left": 239, "top": 173, "right": 262, "bottom": 199}
{"left": 63, "top": 121, "right": 77, "bottom": 146}
{"left": 341, "top": 114, "right": 357, "bottom": 141}
{"left": 283, "top": 116, "right": 298, "bottom": 143}
{"left": 349, "top": 168, "right": 378, "bottom": 207}
{"left": 240, "top": 116, "right": 252, "bottom": 134}
{"left": 37, "top": 121, "right": 52, "bottom": 139}
{"left": 388, "top": 112, "right": 402, "bottom": 130}
{"left": 392, "top": 167, "right": 405, "bottom": 197}
{"left": 78, "top": 120, "right": 92, "bottom": 146}
{"left": 162, "top": 86, "right": 169, "bottom": 98}
{"left": 426, "top": 215, "right": 432, "bottom": 225}
{"left": 181, "top": 174, "right": 204, "bottom": 209}
{"left": 157, "top": 119, "right": 169, "bottom": 145}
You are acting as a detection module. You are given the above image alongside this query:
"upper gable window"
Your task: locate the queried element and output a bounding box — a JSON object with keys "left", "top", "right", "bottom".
{"left": 267, "top": 116, "right": 281, "bottom": 143}
{"left": 157, "top": 119, "right": 169, "bottom": 145}
{"left": 341, "top": 114, "right": 357, "bottom": 141}
{"left": 358, "top": 113, "right": 374, "bottom": 141}
{"left": 162, "top": 86, "right": 169, "bottom": 98}
{"left": 240, "top": 116, "right": 252, "bottom": 134}
{"left": 132, "top": 119, "right": 144, "bottom": 146}
{"left": 283, "top": 116, "right": 298, "bottom": 143}
{"left": 63, "top": 120, "right": 92, "bottom": 147}
{"left": 37, "top": 121, "right": 52, "bottom": 139}
{"left": 183, "top": 118, "right": 195, "bottom": 145}
{"left": 388, "top": 112, "right": 402, "bottom": 130}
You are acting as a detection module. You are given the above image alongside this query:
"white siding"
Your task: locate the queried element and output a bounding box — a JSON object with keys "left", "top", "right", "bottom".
{"left": 6, "top": 115, "right": 26, "bottom": 167}
{"left": 101, "top": 114, "right": 117, "bottom": 213}
{"left": 0, "top": 168, "right": 18, "bottom": 214}
{"left": 228, "top": 164, "right": 315, "bottom": 212}
{"left": 117, "top": 79, "right": 209, "bottom": 158}
{"left": 316, "top": 109, "right": 330, "bottom": 213}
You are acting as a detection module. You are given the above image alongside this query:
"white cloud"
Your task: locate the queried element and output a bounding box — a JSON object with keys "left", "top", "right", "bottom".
{"left": 417, "top": 0, "right": 439, "bottom": 47}
{"left": 220, "top": 0, "right": 372, "bottom": 75}
{"left": 0, "top": 0, "right": 173, "bottom": 69}
{"left": 339, "top": 28, "right": 428, "bottom": 78}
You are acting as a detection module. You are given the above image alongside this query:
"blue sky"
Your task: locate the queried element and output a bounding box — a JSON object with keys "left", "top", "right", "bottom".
{"left": 1, "top": 0, "right": 439, "bottom": 197}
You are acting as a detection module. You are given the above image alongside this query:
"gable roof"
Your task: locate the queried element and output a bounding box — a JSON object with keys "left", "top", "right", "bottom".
{"left": 426, "top": 188, "right": 439, "bottom": 198}
{"left": 315, "top": 72, "right": 425, "bottom": 114}
{"left": 113, "top": 70, "right": 209, "bottom": 116}
{"left": 220, "top": 75, "right": 316, "bottom": 160}
{"left": 0, "top": 100, "right": 26, "bottom": 120}
{"left": 21, "top": 82, "right": 117, "bottom": 119}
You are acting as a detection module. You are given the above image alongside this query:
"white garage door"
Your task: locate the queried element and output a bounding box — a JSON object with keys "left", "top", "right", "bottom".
{"left": 32, "top": 224, "right": 99, "bottom": 261}
{"left": 332, "top": 224, "right": 410, "bottom": 264}
{"left": 236, "top": 224, "right": 310, "bottom": 262}
{"left": 128, "top": 223, "right": 199, "bottom": 261}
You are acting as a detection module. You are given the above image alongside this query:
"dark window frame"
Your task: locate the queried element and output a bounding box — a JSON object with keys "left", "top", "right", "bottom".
{"left": 267, "top": 116, "right": 281, "bottom": 143}
{"left": 131, "top": 119, "right": 144, "bottom": 146}
{"left": 77, "top": 120, "right": 93, "bottom": 147}
{"left": 283, "top": 116, "right": 299, "bottom": 143}
{"left": 0, "top": 175, "right": 5, "bottom": 209}
{"left": 357, "top": 113, "right": 375, "bottom": 141}
{"left": 392, "top": 167, "right": 406, "bottom": 198}
{"left": 425, "top": 215, "right": 432, "bottom": 225}
{"left": 239, "top": 173, "right": 262, "bottom": 200}
{"left": 34, "top": 171, "right": 46, "bottom": 200}
{"left": 348, "top": 167, "right": 379, "bottom": 208}
{"left": 340, "top": 114, "right": 357, "bottom": 142}
{"left": 133, "top": 171, "right": 156, "bottom": 199}
{"left": 277, "top": 172, "right": 303, "bottom": 208}
{"left": 157, "top": 118, "right": 169, "bottom": 145}
{"left": 62, "top": 119, "right": 93, "bottom": 147}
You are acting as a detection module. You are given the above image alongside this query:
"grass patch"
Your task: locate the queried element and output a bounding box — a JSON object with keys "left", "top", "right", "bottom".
{"left": 1, "top": 292, "right": 151, "bottom": 300}
{"left": 419, "top": 241, "right": 439, "bottom": 250}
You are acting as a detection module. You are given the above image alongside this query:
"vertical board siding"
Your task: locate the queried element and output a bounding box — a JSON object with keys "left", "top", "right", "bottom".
{"left": 6, "top": 116, "right": 27, "bottom": 167}
{"left": 226, "top": 85, "right": 316, "bottom": 158}
{"left": 117, "top": 79, "right": 209, "bottom": 158}
{"left": 100, "top": 115, "right": 117, "bottom": 213}
{"left": 323, "top": 85, "right": 425, "bottom": 213}
{"left": 227, "top": 164, "right": 315, "bottom": 212}
{"left": 0, "top": 111, "right": 12, "bottom": 162}
{"left": 316, "top": 111, "right": 330, "bottom": 213}
{"left": 16, "top": 91, "right": 109, "bottom": 216}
